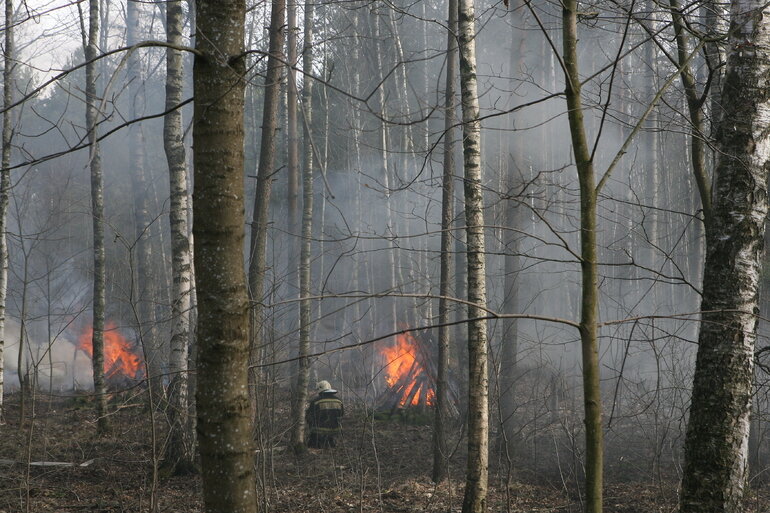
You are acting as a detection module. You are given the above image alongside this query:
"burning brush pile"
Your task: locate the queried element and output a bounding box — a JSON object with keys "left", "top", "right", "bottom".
{"left": 376, "top": 330, "right": 459, "bottom": 415}
{"left": 78, "top": 322, "right": 144, "bottom": 388}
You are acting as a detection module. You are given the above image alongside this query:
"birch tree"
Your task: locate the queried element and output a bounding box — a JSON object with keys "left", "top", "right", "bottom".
{"left": 84, "top": 0, "right": 109, "bottom": 434}
{"left": 163, "top": 0, "right": 195, "bottom": 474}
{"left": 0, "top": 0, "right": 13, "bottom": 422}
{"left": 458, "top": 0, "right": 489, "bottom": 511}
{"left": 680, "top": 0, "right": 770, "bottom": 509}
{"left": 289, "top": 0, "right": 315, "bottom": 452}
{"left": 192, "top": 0, "right": 257, "bottom": 509}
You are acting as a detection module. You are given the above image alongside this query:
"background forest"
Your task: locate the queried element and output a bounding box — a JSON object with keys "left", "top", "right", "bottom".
{"left": 0, "top": 0, "right": 769, "bottom": 511}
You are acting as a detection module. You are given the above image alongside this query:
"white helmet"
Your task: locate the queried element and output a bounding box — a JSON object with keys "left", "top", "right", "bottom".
{"left": 316, "top": 380, "right": 336, "bottom": 393}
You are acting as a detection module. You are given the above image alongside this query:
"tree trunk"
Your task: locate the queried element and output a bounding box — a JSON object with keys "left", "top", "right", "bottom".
{"left": 99, "top": 0, "right": 109, "bottom": 85}
{"left": 16, "top": 239, "right": 28, "bottom": 427}
{"left": 499, "top": 0, "right": 527, "bottom": 464}
{"left": 680, "top": 0, "right": 770, "bottom": 510}
{"left": 85, "top": 0, "right": 109, "bottom": 435}
{"left": 347, "top": 9, "right": 364, "bottom": 336}
{"left": 455, "top": 197, "right": 467, "bottom": 404}
{"left": 669, "top": 0, "right": 712, "bottom": 227}
{"left": 458, "top": 1, "right": 489, "bottom": 511}
{"left": 562, "top": 1, "right": 603, "bottom": 512}
{"left": 290, "top": 0, "right": 315, "bottom": 451}
{"left": 643, "top": 2, "right": 659, "bottom": 300}
{"left": 315, "top": 8, "right": 330, "bottom": 334}
{"left": 0, "top": 0, "right": 12, "bottom": 423}
{"left": 162, "top": 0, "right": 195, "bottom": 474}
{"left": 433, "top": 0, "right": 457, "bottom": 483}
{"left": 286, "top": 0, "right": 300, "bottom": 299}
{"left": 499, "top": 183, "right": 520, "bottom": 461}
{"left": 703, "top": 0, "right": 727, "bottom": 141}
{"left": 126, "top": 0, "right": 162, "bottom": 400}
{"left": 370, "top": 7, "right": 398, "bottom": 337}
{"left": 248, "top": 0, "right": 285, "bottom": 413}
{"left": 192, "top": 0, "right": 257, "bottom": 510}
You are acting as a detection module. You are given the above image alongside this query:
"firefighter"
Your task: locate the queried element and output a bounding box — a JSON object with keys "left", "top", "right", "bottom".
{"left": 306, "top": 380, "right": 344, "bottom": 448}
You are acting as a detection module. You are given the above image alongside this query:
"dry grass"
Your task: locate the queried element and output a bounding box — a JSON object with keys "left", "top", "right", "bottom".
{"left": 1, "top": 390, "right": 761, "bottom": 513}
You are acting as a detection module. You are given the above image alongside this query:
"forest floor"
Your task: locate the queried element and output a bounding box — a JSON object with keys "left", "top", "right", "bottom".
{"left": 0, "top": 391, "right": 767, "bottom": 513}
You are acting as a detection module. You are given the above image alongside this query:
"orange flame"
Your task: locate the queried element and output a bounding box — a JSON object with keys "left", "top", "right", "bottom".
{"left": 78, "top": 322, "right": 142, "bottom": 379}
{"left": 380, "top": 331, "right": 435, "bottom": 407}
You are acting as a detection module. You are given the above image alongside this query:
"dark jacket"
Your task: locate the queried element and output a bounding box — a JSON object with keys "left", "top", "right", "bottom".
{"left": 306, "top": 392, "right": 344, "bottom": 435}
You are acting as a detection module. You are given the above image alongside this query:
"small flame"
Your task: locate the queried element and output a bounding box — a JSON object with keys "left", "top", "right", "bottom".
{"left": 78, "top": 322, "right": 142, "bottom": 380}
{"left": 380, "top": 331, "right": 435, "bottom": 407}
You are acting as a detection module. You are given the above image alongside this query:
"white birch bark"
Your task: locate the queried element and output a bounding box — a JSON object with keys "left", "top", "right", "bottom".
{"left": 85, "top": 0, "right": 109, "bottom": 434}
{"left": 0, "top": 0, "right": 12, "bottom": 421}
{"left": 163, "top": 0, "right": 194, "bottom": 472}
{"left": 458, "top": 0, "right": 489, "bottom": 511}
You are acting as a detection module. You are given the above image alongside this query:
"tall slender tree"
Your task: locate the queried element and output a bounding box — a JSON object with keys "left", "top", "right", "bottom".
{"left": 248, "top": 0, "right": 285, "bottom": 398}
{"left": 458, "top": 0, "right": 489, "bottom": 511}
{"left": 127, "top": 0, "right": 162, "bottom": 395}
{"left": 163, "top": 0, "right": 195, "bottom": 473}
{"left": 192, "top": 0, "right": 256, "bottom": 510}
{"left": 703, "top": 0, "right": 727, "bottom": 139}
{"left": 499, "top": 0, "right": 527, "bottom": 464}
{"left": 643, "top": 0, "right": 659, "bottom": 295}
{"left": 84, "top": 0, "right": 109, "bottom": 434}
{"left": 290, "top": 0, "right": 316, "bottom": 452}
{"left": 562, "top": 0, "right": 603, "bottom": 510}
{"left": 668, "top": 0, "right": 712, "bottom": 228}
{"left": 369, "top": 7, "right": 398, "bottom": 337}
{"left": 433, "top": 0, "right": 457, "bottom": 483}
{"left": 0, "top": 0, "right": 13, "bottom": 423}
{"left": 286, "top": 0, "right": 300, "bottom": 298}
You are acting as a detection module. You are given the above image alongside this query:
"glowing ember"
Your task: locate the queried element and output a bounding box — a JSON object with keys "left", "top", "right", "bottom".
{"left": 78, "top": 322, "right": 142, "bottom": 380}
{"left": 380, "top": 331, "right": 435, "bottom": 407}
